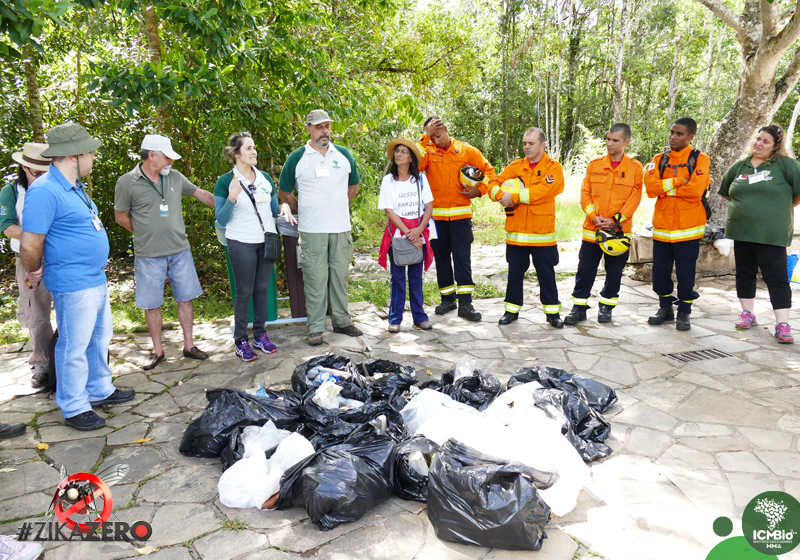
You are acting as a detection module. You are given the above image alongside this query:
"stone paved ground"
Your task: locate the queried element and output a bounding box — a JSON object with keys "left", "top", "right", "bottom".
{"left": 2, "top": 252, "right": 800, "bottom": 560}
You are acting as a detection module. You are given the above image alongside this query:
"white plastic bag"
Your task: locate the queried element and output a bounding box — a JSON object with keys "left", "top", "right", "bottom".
{"left": 218, "top": 443, "right": 274, "bottom": 509}
{"left": 269, "top": 432, "right": 315, "bottom": 473}
{"left": 400, "top": 388, "right": 480, "bottom": 434}
{"left": 240, "top": 421, "right": 290, "bottom": 457}
{"left": 713, "top": 238, "right": 734, "bottom": 257}
{"left": 312, "top": 380, "right": 343, "bottom": 409}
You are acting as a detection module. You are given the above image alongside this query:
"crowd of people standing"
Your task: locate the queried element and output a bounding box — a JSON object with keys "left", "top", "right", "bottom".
{"left": 1, "top": 111, "right": 798, "bottom": 437}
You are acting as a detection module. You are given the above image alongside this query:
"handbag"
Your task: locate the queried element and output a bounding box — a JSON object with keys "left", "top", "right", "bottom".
{"left": 390, "top": 178, "right": 424, "bottom": 266}
{"left": 242, "top": 183, "right": 282, "bottom": 261}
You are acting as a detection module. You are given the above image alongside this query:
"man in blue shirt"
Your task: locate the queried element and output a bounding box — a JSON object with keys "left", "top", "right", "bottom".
{"left": 21, "top": 123, "right": 135, "bottom": 431}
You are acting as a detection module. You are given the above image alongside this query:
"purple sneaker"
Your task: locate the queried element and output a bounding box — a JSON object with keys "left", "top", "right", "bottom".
{"left": 253, "top": 333, "right": 277, "bottom": 354}
{"left": 775, "top": 323, "right": 794, "bottom": 344}
{"left": 734, "top": 310, "right": 757, "bottom": 330}
{"left": 235, "top": 338, "right": 258, "bottom": 362}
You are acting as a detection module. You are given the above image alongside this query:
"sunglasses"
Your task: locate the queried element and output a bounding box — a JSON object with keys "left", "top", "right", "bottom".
{"left": 25, "top": 167, "right": 46, "bottom": 178}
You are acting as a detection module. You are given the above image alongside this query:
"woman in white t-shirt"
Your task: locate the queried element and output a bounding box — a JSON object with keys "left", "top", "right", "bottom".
{"left": 377, "top": 138, "right": 434, "bottom": 332}
{"left": 214, "top": 132, "right": 295, "bottom": 362}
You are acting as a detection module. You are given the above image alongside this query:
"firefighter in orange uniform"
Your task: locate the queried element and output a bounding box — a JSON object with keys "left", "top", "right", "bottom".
{"left": 488, "top": 128, "right": 565, "bottom": 328}
{"left": 417, "top": 116, "right": 495, "bottom": 322}
{"left": 643, "top": 117, "right": 711, "bottom": 331}
{"left": 564, "top": 123, "right": 643, "bottom": 326}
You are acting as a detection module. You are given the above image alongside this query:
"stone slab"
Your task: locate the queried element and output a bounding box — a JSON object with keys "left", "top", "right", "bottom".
{"left": 39, "top": 425, "right": 114, "bottom": 443}
{"left": 138, "top": 464, "right": 220, "bottom": 504}
{"left": 717, "top": 452, "right": 770, "bottom": 474}
{"left": 316, "top": 512, "right": 424, "bottom": 560}
{"left": 736, "top": 426, "right": 793, "bottom": 450}
{"left": 45, "top": 437, "right": 106, "bottom": 475}
{"left": 194, "top": 528, "right": 267, "bottom": 560}
{"left": 133, "top": 393, "right": 181, "bottom": 419}
{"left": 107, "top": 422, "right": 149, "bottom": 446}
{"left": 754, "top": 451, "right": 800, "bottom": 478}
{"left": 0, "top": 491, "right": 51, "bottom": 522}
{"left": 725, "top": 472, "right": 782, "bottom": 507}
{"left": 670, "top": 388, "right": 782, "bottom": 428}
{"left": 148, "top": 503, "right": 221, "bottom": 547}
{"left": 98, "top": 446, "right": 168, "bottom": 486}
{"left": 0, "top": 459, "right": 61, "bottom": 501}
{"left": 611, "top": 403, "right": 678, "bottom": 431}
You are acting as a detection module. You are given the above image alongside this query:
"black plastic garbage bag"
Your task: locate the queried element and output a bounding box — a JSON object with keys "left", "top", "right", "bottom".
{"left": 427, "top": 439, "right": 556, "bottom": 550}
{"left": 532, "top": 388, "right": 613, "bottom": 462}
{"left": 702, "top": 222, "right": 724, "bottom": 243}
{"left": 179, "top": 389, "right": 302, "bottom": 458}
{"left": 291, "top": 355, "right": 367, "bottom": 395}
{"left": 359, "top": 359, "right": 418, "bottom": 401}
{"left": 306, "top": 400, "right": 406, "bottom": 450}
{"left": 219, "top": 423, "right": 307, "bottom": 471}
{"left": 508, "top": 366, "right": 617, "bottom": 413}
{"left": 421, "top": 369, "right": 503, "bottom": 411}
{"left": 393, "top": 436, "right": 439, "bottom": 502}
{"left": 276, "top": 430, "right": 397, "bottom": 531}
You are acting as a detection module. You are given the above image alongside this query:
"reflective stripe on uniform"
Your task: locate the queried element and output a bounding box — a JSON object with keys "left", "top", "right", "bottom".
{"left": 599, "top": 296, "right": 619, "bottom": 306}
{"left": 439, "top": 284, "right": 456, "bottom": 295}
{"left": 456, "top": 285, "right": 474, "bottom": 294}
{"left": 681, "top": 299, "right": 694, "bottom": 304}
{"left": 542, "top": 304, "right": 562, "bottom": 315}
{"left": 582, "top": 229, "right": 597, "bottom": 242}
{"left": 504, "top": 301, "right": 522, "bottom": 313}
{"left": 572, "top": 297, "right": 589, "bottom": 306}
{"left": 652, "top": 226, "right": 705, "bottom": 242}
{"left": 506, "top": 231, "right": 557, "bottom": 245}
{"left": 662, "top": 179, "right": 674, "bottom": 196}
{"left": 619, "top": 215, "right": 628, "bottom": 222}
{"left": 416, "top": 143, "right": 427, "bottom": 158}
{"left": 584, "top": 203, "right": 596, "bottom": 215}
{"left": 433, "top": 206, "right": 472, "bottom": 219}
{"left": 519, "top": 189, "right": 530, "bottom": 204}
{"left": 490, "top": 185, "right": 502, "bottom": 200}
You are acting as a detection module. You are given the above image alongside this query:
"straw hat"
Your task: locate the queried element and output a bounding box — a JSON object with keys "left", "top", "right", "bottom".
{"left": 11, "top": 143, "right": 51, "bottom": 172}
{"left": 386, "top": 138, "right": 421, "bottom": 162}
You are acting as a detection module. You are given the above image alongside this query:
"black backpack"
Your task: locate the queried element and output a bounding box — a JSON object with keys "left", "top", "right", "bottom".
{"left": 45, "top": 330, "right": 110, "bottom": 394}
{"left": 658, "top": 149, "right": 712, "bottom": 221}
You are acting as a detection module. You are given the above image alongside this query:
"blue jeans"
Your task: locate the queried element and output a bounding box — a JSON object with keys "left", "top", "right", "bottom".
{"left": 51, "top": 283, "right": 116, "bottom": 418}
{"left": 134, "top": 249, "right": 203, "bottom": 309}
{"left": 389, "top": 246, "right": 429, "bottom": 325}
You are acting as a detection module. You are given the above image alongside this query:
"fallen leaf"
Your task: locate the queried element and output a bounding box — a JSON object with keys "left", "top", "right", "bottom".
{"left": 177, "top": 380, "right": 183, "bottom": 386}
{"left": 37, "top": 442, "right": 49, "bottom": 450}
{"left": 524, "top": 357, "right": 539, "bottom": 361}
{"left": 136, "top": 544, "right": 157, "bottom": 555}
{"left": 739, "top": 338, "right": 749, "bottom": 341}
{"left": 130, "top": 438, "right": 152, "bottom": 444}
{"left": 0, "top": 468, "right": 17, "bottom": 473}
{"left": 426, "top": 369, "right": 433, "bottom": 376}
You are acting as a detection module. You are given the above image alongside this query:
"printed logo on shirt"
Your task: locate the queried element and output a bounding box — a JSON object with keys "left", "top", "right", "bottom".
{"left": 545, "top": 175, "right": 555, "bottom": 184}
{"left": 696, "top": 169, "right": 704, "bottom": 176}
{"left": 0, "top": 206, "right": 6, "bottom": 216}
{"left": 332, "top": 160, "right": 342, "bottom": 169}
{"left": 645, "top": 162, "right": 656, "bottom": 173}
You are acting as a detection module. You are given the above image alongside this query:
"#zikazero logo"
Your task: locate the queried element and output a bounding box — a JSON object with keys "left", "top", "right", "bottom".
{"left": 742, "top": 491, "right": 800, "bottom": 555}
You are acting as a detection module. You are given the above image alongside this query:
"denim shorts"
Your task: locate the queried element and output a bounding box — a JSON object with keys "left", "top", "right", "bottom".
{"left": 134, "top": 249, "right": 203, "bottom": 309}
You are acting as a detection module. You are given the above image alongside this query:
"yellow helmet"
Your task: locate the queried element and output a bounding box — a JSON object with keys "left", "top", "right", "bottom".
{"left": 460, "top": 166, "right": 485, "bottom": 188}
{"left": 501, "top": 177, "right": 523, "bottom": 195}
{"left": 595, "top": 214, "right": 630, "bottom": 256}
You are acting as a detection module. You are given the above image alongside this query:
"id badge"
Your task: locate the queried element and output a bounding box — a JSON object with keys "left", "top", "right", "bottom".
{"left": 253, "top": 192, "right": 269, "bottom": 203}
{"left": 91, "top": 215, "right": 103, "bottom": 231}
{"left": 160, "top": 203, "right": 169, "bottom": 217}
{"left": 315, "top": 166, "right": 330, "bottom": 178}
{"left": 749, "top": 172, "right": 766, "bottom": 184}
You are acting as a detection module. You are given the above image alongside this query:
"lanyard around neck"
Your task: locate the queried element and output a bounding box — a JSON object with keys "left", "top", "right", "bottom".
{"left": 141, "top": 165, "right": 165, "bottom": 201}
{"left": 72, "top": 183, "right": 97, "bottom": 215}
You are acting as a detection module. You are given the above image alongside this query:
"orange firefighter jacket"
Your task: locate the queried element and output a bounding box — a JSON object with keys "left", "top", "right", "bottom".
{"left": 644, "top": 145, "right": 711, "bottom": 243}
{"left": 417, "top": 135, "right": 495, "bottom": 221}
{"left": 486, "top": 154, "right": 565, "bottom": 247}
{"left": 581, "top": 154, "right": 644, "bottom": 243}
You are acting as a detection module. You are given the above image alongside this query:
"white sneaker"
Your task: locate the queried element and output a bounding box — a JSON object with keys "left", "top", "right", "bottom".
{"left": 0, "top": 535, "right": 43, "bottom": 560}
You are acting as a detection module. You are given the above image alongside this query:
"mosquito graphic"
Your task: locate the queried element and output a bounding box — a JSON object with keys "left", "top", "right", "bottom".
{"left": 47, "top": 463, "right": 129, "bottom": 518}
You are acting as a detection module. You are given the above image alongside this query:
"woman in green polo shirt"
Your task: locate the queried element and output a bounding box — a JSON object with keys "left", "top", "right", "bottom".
{"left": 718, "top": 124, "right": 800, "bottom": 343}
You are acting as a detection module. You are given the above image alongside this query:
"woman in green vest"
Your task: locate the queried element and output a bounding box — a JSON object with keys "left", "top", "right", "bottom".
{"left": 718, "top": 124, "right": 800, "bottom": 343}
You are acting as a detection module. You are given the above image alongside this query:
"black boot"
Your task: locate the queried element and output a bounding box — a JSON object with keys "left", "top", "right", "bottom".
{"left": 435, "top": 300, "right": 458, "bottom": 315}
{"left": 676, "top": 312, "right": 691, "bottom": 331}
{"left": 648, "top": 307, "right": 674, "bottom": 325}
{"left": 458, "top": 302, "right": 482, "bottom": 322}
{"left": 598, "top": 303, "right": 614, "bottom": 324}
{"left": 546, "top": 314, "right": 564, "bottom": 329}
{"left": 498, "top": 311, "right": 519, "bottom": 325}
{"left": 564, "top": 306, "right": 588, "bottom": 326}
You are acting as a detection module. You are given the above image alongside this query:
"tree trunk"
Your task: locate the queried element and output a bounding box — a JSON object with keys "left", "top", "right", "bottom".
{"left": 613, "top": 0, "right": 628, "bottom": 123}
{"left": 786, "top": 93, "right": 800, "bottom": 159}
{"left": 142, "top": 3, "right": 166, "bottom": 130}
{"left": 693, "top": 0, "right": 800, "bottom": 225}
{"left": 665, "top": 37, "right": 681, "bottom": 144}
{"left": 22, "top": 45, "right": 45, "bottom": 143}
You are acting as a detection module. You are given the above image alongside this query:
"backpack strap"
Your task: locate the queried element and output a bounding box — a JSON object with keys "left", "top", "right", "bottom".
{"left": 658, "top": 153, "right": 670, "bottom": 178}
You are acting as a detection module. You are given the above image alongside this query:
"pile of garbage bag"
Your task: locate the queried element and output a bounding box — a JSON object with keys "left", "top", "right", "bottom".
{"left": 182, "top": 354, "right": 618, "bottom": 550}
